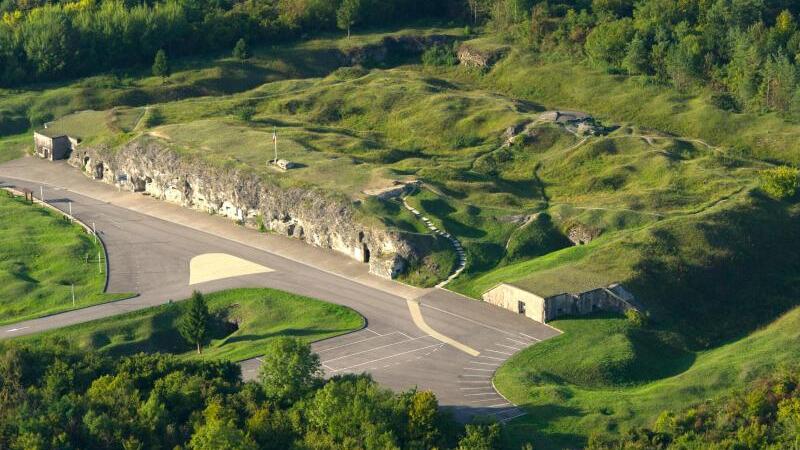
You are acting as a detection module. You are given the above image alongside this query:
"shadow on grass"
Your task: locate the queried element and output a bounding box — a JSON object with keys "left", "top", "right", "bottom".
{"left": 222, "top": 327, "right": 348, "bottom": 345}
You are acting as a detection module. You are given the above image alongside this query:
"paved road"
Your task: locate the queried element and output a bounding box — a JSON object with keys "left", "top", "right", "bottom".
{"left": 0, "top": 158, "right": 560, "bottom": 421}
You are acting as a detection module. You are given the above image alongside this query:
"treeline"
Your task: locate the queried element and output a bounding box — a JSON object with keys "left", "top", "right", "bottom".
{"left": 0, "top": 0, "right": 462, "bottom": 86}
{"left": 482, "top": 0, "right": 800, "bottom": 116}
{"left": 587, "top": 367, "right": 800, "bottom": 449}
{"left": 0, "top": 337, "right": 511, "bottom": 449}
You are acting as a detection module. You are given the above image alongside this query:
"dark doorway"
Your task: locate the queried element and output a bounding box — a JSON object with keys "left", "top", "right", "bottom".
{"left": 362, "top": 244, "right": 371, "bottom": 263}
{"left": 517, "top": 301, "right": 526, "bottom": 314}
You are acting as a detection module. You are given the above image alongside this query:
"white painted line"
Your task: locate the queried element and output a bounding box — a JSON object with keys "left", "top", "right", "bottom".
{"left": 478, "top": 355, "right": 504, "bottom": 361}
{"left": 407, "top": 300, "right": 480, "bottom": 356}
{"left": 420, "top": 303, "right": 519, "bottom": 337}
{"left": 484, "top": 349, "right": 513, "bottom": 356}
{"left": 469, "top": 361, "right": 500, "bottom": 366}
{"left": 458, "top": 380, "right": 492, "bottom": 384}
{"left": 5, "top": 327, "right": 29, "bottom": 333}
{"left": 506, "top": 337, "right": 529, "bottom": 346}
{"left": 500, "top": 412, "right": 528, "bottom": 422}
{"left": 464, "top": 392, "right": 499, "bottom": 396}
{"left": 330, "top": 344, "right": 444, "bottom": 372}
{"left": 464, "top": 368, "right": 495, "bottom": 372}
{"left": 316, "top": 332, "right": 400, "bottom": 353}
{"left": 496, "top": 344, "right": 522, "bottom": 351}
{"left": 469, "top": 398, "right": 504, "bottom": 404}
{"left": 461, "top": 375, "right": 492, "bottom": 378}
{"left": 460, "top": 387, "right": 496, "bottom": 390}
{"left": 366, "top": 328, "right": 382, "bottom": 336}
{"left": 322, "top": 335, "right": 430, "bottom": 363}
{"left": 489, "top": 402, "right": 511, "bottom": 408}
{"left": 518, "top": 332, "right": 541, "bottom": 341}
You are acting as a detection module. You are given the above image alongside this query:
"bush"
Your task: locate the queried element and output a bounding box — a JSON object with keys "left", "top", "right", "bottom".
{"left": 759, "top": 166, "right": 800, "bottom": 200}
{"left": 422, "top": 44, "right": 457, "bottom": 67}
{"left": 625, "top": 309, "right": 647, "bottom": 328}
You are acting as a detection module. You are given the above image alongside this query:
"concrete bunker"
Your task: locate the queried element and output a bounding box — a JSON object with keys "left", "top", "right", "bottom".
{"left": 33, "top": 131, "right": 77, "bottom": 161}
{"left": 481, "top": 282, "right": 639, "bottom": 324}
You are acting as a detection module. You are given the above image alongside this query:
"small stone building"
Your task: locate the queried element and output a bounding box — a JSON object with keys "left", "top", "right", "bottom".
{"left": 481, "top": 282, "right": 638, "bottom": 324}
{"left": 33, "top": 131, "right": 77, "bottom": 161}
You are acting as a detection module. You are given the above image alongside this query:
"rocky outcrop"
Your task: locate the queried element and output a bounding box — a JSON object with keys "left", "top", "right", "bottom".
{"left": 344, "top": 34, "right": 456, "bottom": 66}
{"left": 457, "top": 42, "right": 509, "bottom": 69}
{"left": 68, "top": 137, "right": 434, "bottom": 279}
{"left": 567, "top": 224, "right": 601, "bottom": 245}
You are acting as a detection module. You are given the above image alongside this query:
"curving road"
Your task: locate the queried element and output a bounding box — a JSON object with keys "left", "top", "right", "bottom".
{"left": 0, "top": 157, "right": 560, "bottom": 422}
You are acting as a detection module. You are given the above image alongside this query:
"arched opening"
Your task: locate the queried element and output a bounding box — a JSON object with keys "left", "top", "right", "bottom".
{"left": 362, "top": 244, "right": 370, "bottom": 263}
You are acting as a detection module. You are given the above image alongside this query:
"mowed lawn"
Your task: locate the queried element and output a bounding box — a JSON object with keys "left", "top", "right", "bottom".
{"left": 495, "top": 307, "right": 800, "bottom": 450}
{"left": 22, "top": 288, "right": 364, "bottom": 362}
{"left": 0, "top": 193, "right": 128, "bottom": 325}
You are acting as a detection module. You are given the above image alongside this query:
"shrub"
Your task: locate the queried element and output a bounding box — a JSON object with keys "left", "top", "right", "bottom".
{"left": 759, "top": 166, "right": 800, "bottom": 200}
{"left": 422, "top": 44, "right": 457, "bottom": 67}
{"left": 625, "top": 309, "right": 647, "bottom": 328}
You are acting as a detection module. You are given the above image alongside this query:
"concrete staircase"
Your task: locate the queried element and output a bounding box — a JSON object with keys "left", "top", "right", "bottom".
{"left": 401, "top": 198, "right": 466, "bottom": 287}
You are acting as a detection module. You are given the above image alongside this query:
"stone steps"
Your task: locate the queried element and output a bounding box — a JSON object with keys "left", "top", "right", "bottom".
{"left": 401, "top": 198, "right": 467, "bottom": 287}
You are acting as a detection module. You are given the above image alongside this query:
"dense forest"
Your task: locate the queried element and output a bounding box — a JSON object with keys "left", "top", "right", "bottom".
{"left": 0, "top": 0, "right": 462, "bottom": 85}
{"left": 485, "top": 0, "right": 800, "bottom": 115}
{"left": 3, "top": 0, "right": 800, "bottom": 117}
{"left": 0, "top": 337, "right": 507, "bottom": 450}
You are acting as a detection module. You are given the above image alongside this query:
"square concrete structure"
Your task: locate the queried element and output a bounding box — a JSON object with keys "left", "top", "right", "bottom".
{"left": 34, "top": 131, "right": 77, "bottom": 161}
{"left": 481, "top": 282, "right": 638, "bottom": 323}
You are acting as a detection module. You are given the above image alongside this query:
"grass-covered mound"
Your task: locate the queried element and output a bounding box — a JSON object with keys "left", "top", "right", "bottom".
{"left": 495, "top": 306, "right": 800, "bottom": 450}
{"left": 21, "top": 288, "right": 364, "bottom": 362}
{"left": 0, "top": 192, "right": 128, "bottom": 325}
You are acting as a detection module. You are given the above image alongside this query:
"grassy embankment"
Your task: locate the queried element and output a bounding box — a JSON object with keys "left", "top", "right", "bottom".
{"left": 495, "top": 306, "right": 800, "bottom": 449}
{"left": 0, "top": 192, "right": 129, "bottom": 325}
{"left": 21, "top": 288, "right": 364, "bottom": 362}
{"left": 4, "top": 26, "right": 800, "bottom": 444}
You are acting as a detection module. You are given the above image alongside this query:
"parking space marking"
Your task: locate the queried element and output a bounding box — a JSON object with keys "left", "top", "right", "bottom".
{"left": 469, "top": 361, "right": 499, "bottom": 366}
{"left": 461, "top": 374, "right": 492, "bottom": 378}
{"left": 366, "top": 328, "right": 382, "bottom": 336}
{"left": 463, "top": 368, "right": 495, "bottom": 372}
{"left": 496, "top": 343, "right": 521, "bottom": 351}
{"left": 489, "top": 402, "right": 511, "bottom": 408}
{"left": 468, "top": 397, "right": 504, "bottom": 404}
{"left": 329, "top": 343, "right": 444, "bottom": 373}
{"left": 505, "top": 337, "right": 529, "bottom": 346}
{"left": 464, "top": 392, "right": 498, "bottom": 397}
{"left": 500, "top": 412, "right": 527, "bottom": 422}
{"left": 484, "top": 349, "right": 513, "bottom": 356}
{"left": 478, "top": 355, "right": 504, "bottom": 361}
{"left": 458, "top": 380, "right": 492, "bottom": 384}
{"left": 460, "top": 387, "right": 495, "bottom": 390}
{"left": 322, "top": 335, "right": 432, "bottom": 363}
{"left": 519, "top": 332, "right": 540, "bottom": 341}
{"left": 316, "top": 332, "right": 401, "bottom": 353}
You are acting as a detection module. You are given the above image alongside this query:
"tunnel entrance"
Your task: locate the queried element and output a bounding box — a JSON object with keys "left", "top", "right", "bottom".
{"left": 362, "top": 244, "right": 370, "bottom": 263}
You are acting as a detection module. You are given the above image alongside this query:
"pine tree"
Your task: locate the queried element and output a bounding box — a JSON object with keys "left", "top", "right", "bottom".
{"left": 152, "top": 49, "right": 169, "bottom": 83}
{"left": 233, "top": 38, "right": 249, "bottom": 60}
{"left": 178, "top": 291, "right": 210, "bottom": 354}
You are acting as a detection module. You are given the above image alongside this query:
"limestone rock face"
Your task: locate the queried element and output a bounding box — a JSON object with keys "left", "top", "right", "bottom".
{"left": 456, "top": 43, "right": 508, "bottom": 69}
{"left": 567, "top": 224, "right": 601, "bottom": 245}
{"left": 68, "top": 138, "right": 431, "bottom": 279}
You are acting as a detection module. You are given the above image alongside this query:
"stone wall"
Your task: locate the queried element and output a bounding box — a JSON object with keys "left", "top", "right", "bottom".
{"left": 482, "top": 283, "right": 547, "bottom": 323}
{"left": 543, "top": 284, "right": 638, "bottom": 322}
{"left": 482, "top": 282, "right": 639, "bottom": 324}
{"left": 68, "top": 137, "right": 434, "bottom": 279}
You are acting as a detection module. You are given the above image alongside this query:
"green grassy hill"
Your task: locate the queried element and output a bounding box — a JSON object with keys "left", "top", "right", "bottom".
{"left": 0, "top": 192, "right": 129, "bottom": 325}
{"left": 21, "top": 288, "right": 364, "bottom": 362}
{"left": 3, "top": 25, "right": 800, "bottom": 446}
{"left": 495, "top": 306, "right": 800, "bottom": 449}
